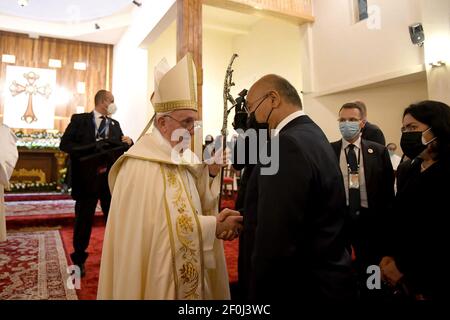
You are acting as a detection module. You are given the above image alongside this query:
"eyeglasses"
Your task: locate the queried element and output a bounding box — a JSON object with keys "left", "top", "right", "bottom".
{"left": 163, "top": 115, "right": 199, "bottom": 130}
{"left": 245, "top": 93, "right": 269, "bottom": 114}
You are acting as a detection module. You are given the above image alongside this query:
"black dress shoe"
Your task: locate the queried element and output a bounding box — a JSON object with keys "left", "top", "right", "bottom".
{"left": 77, "top": 263, "right": 86, "bottom": 278}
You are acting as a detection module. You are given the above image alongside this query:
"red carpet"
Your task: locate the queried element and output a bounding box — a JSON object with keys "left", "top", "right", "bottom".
{"left": 6, "top": 199, "right": 84, "bottom": 217}
{"left": 5, "top": 192, "right": 72, "bottom": 202}
{"left": 5, "top": 199, "right": 102, "bottom": 230}
{"left": 0, "top": 230, "right": 78, "bottom": 300}
{"left": 59, "top": 222, "right": 239, "bottom": 300}
{"left": 4, "top": 192, "right": 239, "bottom": 300}
{"left": 60, "top": 222, "right": 105, "bottom": 300}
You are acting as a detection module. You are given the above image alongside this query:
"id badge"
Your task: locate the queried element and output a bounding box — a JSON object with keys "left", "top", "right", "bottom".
{"left": 349, "top": 171, "right": 360, "bottom": 189}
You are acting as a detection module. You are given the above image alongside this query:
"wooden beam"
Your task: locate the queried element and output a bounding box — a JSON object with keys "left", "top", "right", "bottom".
{"left": 177, "top": 0, "right": 203, "bottom": 119}
{"left": 203, "top": 0, "right": 315, "bottom": 25}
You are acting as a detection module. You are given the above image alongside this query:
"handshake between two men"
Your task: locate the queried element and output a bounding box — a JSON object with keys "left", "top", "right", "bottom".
{"left": 216, "top": 208, "right": 243, "bottom": 241}
{"left": 207, "top": 148, "right": 243, "bottom": 241}
{"left": 208, "top": 148, "right": 243, "bottom": 241}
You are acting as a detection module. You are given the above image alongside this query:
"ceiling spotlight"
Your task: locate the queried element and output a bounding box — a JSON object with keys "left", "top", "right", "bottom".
{"left": 95, "top": 23, "right": 100, "bottom": 30}
{"left": 18, "top": 0, "right": 29, "bottom": 7}
{"left": 132, "top": 1, "right": 142, "bottom": 7}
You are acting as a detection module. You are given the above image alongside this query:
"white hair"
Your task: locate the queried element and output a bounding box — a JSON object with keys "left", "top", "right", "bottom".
{"left": 153, "top": 111, "right": 173, "bottom": 128}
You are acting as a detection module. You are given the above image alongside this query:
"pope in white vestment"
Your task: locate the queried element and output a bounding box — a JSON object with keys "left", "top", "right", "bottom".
{"left": 97, "top": 54, "right": 240, "bottom": 300}
{"left": 0, "top": 124, "right": 18, "bottom": 242}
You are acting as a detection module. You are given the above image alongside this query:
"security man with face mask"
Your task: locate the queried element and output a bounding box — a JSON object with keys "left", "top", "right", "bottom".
{"left": 331, "top": 102, "right": 395, "bottom": 300}
{"left": 60, "top": 89, "right": 133, "bottom": 276}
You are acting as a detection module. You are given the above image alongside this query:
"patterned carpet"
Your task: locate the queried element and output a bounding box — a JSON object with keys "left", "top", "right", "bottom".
{"left": 5, "top": 193, "right": 72, "bottom": 202}
{"left": 2, "top": 192, "right": 239, "bottom": 300}
{"left": 5, "top": 200, "right": 101, "bottom": 218}
{"left": 0, "top": 230, "right": 78, "bottom": 300}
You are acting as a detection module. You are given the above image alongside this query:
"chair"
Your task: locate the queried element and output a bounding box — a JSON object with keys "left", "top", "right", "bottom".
{"left": 222, "top": 165, "right": 235, "bottom": 197}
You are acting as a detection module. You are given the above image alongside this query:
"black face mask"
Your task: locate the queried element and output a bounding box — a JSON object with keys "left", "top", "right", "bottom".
{"left": 246, "top": 111, "right": 269, "bottom": 130}
{"left": 246, "top": 95, "right": 272, "bottom": 131}
{"left": 400, "top": 131, "right": 427, "bottom": 159}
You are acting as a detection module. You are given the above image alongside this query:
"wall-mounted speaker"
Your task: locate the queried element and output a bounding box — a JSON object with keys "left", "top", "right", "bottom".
{"left": 409, "top": 23, "right": 425, "bottom": 47}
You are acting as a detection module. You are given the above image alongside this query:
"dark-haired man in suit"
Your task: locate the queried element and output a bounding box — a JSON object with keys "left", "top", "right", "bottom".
{"left": 354, "top": 100, "right": 386, "bottom": 146}
{"left": 60, "top": 90, "right": 132, "bottom": 276}
{"left": 331, "top": 102, "right": 394, "bottom": 299}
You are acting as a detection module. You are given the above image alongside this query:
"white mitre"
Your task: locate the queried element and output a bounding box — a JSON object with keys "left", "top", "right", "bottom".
{"left": 151, "top": 53, "right": 198, "bottom": 113}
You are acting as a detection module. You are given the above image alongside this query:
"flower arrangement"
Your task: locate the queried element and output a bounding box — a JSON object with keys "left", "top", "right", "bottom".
{"left": 8, "top": 181, "right": 58, "bottom": 193}
{"left": 15, "top": 131, "right": 62, "bottom": 150}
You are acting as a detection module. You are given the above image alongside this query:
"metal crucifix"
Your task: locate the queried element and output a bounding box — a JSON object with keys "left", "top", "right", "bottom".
{"left": 9, "top": 71, "right": 52, "bottom": 124}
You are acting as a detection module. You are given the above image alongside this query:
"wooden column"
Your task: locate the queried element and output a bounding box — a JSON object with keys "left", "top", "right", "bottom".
{"left": 177, "top": 0, "right": 203, "bottom": 119}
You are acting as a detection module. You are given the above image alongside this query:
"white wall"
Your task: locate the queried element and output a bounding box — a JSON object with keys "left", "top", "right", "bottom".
{"left": 420, "top": 0, "right": 450, "bottom": 105}
{"left": 232, "top": 17, "right": 303, "bottom": 98}
{"left": 305, "top": 79, "right": 429, "bottom": 150}
{"left": 300, "top": 0, "right": 435, "bottom": 153}
{"left": 113, "top": 46, "right": 148, "bottom": 141}
{"left": 112, "top": 0, "right": 175, "bottom": 141}
{"left": 202, "top": 27, "right": 234, "bottom": 139}
{"left": 147, "top": 21, "right": 177, "bottom": 100}
{"left": 202, "top": 16, "right": 304, "bottom": 140}
{"left": 311, "top": 0, "right": 424, "bottom": 93}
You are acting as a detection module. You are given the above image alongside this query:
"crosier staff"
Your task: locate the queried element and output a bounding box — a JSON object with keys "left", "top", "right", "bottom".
{"left": 218, "top": 53, "right": 238, "bottom": 210}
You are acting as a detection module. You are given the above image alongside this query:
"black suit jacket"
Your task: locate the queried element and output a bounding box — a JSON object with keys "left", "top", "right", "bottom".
{"left": 386, "top": 158, "right": 450, "bottom": 300}
{"left": 330, "top": 139, "right": 394, "bottom": 264}
{"left": 60, "top": 112, "right": 130, "bottom": 198}
{"left": 361, "top": 121, "right": 386, "bottom": 146}
{"left": 245, "top": 115, "right": 354, "bottom": 301}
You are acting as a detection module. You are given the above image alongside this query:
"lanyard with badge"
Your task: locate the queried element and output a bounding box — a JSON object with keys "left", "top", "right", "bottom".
{"left": 92, "top": 115, "right": 110, "bottom": 175}
{"left": 344, "top": 147, "right": 361, "bottom": 189}
{"left": 93, "top": 115, "right": 109, "bottom": 140}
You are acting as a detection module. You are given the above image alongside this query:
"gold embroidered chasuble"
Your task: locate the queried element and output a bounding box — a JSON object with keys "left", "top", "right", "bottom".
{"left": 97, "top": 128, "right": 230, "bottom": 299}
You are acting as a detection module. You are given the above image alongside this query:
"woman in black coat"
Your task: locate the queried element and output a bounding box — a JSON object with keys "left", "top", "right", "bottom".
{"left": 380, "top": 100, "right": 450, "bottom": 301}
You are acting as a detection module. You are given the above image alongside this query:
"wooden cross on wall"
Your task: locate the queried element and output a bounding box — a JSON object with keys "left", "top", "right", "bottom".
{"left": 9, "top": 71, "right": 52, "bottom": 124}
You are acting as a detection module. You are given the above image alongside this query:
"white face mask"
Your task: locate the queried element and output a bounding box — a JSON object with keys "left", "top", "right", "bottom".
{"left": 107, "top": 103, "right": 117, "bottom": 115}
{"left": 421, "top": 127, "right": 437, "bottom": 145}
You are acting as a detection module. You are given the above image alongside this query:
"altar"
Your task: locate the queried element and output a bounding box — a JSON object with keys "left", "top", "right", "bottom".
{"left": 12, "top": 148, "right": 66, "bottom": 185}
{"left": 8, "top": 131, "right": 67, "bottom": 192}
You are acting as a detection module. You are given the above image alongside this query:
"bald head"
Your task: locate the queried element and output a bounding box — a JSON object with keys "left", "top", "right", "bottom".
{"left": 94, "top": 90, "right": 114, "bottom": 115}
{"left": 251, "top": 74, "right": 302, "bottom": 109}
{"left": 246, "top": 74, "right": 303, "bottom": 130}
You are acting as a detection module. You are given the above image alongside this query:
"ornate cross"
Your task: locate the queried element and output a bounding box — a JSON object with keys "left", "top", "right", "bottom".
{"left": 9, "top": 71, "right": 52, "bottom": 124}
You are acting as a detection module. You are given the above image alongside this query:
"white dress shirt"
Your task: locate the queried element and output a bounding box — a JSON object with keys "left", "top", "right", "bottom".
{"left": 390, "top": 153, "right": 402, "bottom": 171}
{"left": 339, "top": 136, "right": 368, "bottom": 208}
{"left": 273, "top": 110, "right": 306, "bottom": 136}
{"left": 93, "top": 110, "right": 110, "bottom": 138}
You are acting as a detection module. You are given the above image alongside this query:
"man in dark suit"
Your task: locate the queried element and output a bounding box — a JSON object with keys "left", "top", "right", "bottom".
{"left": 243, "top": 75, "right": 354, "bottom": 301}
{"left": 354, "top": 100, "right": 386, "bottom": 146}
{"left": 331, "top": 102, "right": 394, "bottom": 299}
{"left": 60, "top": 90, "right": 132, "bottom": 275}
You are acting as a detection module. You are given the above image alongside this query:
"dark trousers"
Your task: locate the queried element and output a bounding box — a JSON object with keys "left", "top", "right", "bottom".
{"left": 70, "top": 179, "right": 111, "bottom": 265}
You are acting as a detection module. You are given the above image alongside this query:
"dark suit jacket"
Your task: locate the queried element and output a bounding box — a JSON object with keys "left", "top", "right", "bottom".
{"left": 330, "top": 139, "right": 394, "bottom": 265}
{"left": 386, "top": 158, "right": 450, "bottom": 300}
{"left": 361, "top": 121, "right": 386, "bottom": 146}
{"left": 60, "top": 112, "right": 130, "bottom": 198}
{"left": 245, "top": 115, "right": 354, "bottom": 301}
